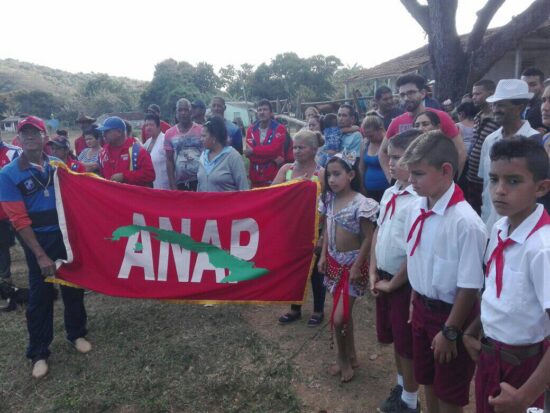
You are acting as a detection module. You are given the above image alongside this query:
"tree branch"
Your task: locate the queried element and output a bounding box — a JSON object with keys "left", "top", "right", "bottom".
{"left": 400, "top": 0, "right": 430, "bottom": 33}
{"left": 466, "top": 0, "right": 506, "bottom": 53}
{"left": 469, "top": 0, "right": 550, "bottom": 85}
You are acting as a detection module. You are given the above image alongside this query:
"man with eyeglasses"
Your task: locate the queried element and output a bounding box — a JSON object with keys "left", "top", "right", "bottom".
{"left": 0, "top": 116, "right": 91, "bottom": 379}
{"left": 379, "top": 74, "right": 466, "bottom": 177}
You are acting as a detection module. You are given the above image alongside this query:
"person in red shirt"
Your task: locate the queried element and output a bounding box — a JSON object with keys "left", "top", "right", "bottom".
{"left": 140, "top": 104, "right": 170, "bottom": 143}
{"left": 245, "top": 99, "right": 287, "bottom": 188}
{"left": 74, "top": 115, "right": 96, "bottom": 156}
{"left": 98, "top": 116, "right": 155, "bottom": 186}
{"left": 46, "top": 136, "right": 86, "bottom": 173}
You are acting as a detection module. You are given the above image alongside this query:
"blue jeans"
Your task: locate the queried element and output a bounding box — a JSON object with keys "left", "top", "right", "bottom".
{"left": 21, "top": 230, "right": 87, "bottom": 361}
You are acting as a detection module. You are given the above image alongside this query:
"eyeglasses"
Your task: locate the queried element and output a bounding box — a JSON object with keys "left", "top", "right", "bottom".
{"left": 399, "top": 90, "right": 420, "bottom": 98}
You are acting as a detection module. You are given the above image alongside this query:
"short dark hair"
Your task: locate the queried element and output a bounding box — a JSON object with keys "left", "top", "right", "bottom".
{"left": 147, "top": 104, "right": 161, "bottom": 115}
{"left": 521, "top": 67, "right": 545, "bottom": 84}
{"left": 323, "top": 113, "right": 337, "bottom": 128}
{"left": 456, "top": 102, "right": 477, "bottom": 119}
{"left": 144, "top": 113, "right": 160, "bottom": 128}
{"left": 375, "top": 85, "right": 393, "bottom": 100}
{"left": 473, "top": 79, "right": 496, "bottom": 93}
{"left": 257, "top": 99, "right": 272, "bottom": 112}
{"left": 83, "top": 125, "right": 102, "bottom": 140}
{"left": 396, "top": 74, "right": 426, "bottom": 91}
{"left": 56, "top": 129, "right": 68, "bottom": 137}
{"left": 211, "top": 96, "right": 226, "bottom": 106}
{"left": 339, "top": 103, "right": 356, "bottom": 120}
{"left": 388, "top": 129, "right": 423, "bottom": 151}
{"left": 414, "top": 110, "right": 441, "bottom": 127}
{"left": 490, "top": 136, "right": 549, "bottom": 181}
{"left": 124, "top": 121, "right": 132, "bottom": 134}
{"left": 204, "top": 116, "right": 228, "bottom": 146}
{"left": 401, "top": 131, "right": 458, "bottom": 175}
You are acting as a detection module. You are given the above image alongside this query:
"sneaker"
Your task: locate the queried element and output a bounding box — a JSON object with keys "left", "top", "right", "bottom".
{"left": 73, "top": 337, "right": 92, "bottom": 354}
{"left": 278, "top": 312, "right": 301, "bottom": 324}
{"left": 393, "top": 399, "right": 420, "bottom": 413}
{"left": 378, "top": 385, "right": 403, "bottom": 412}
{"left": 32, "top": 359, "right": 48, "bottom": 379}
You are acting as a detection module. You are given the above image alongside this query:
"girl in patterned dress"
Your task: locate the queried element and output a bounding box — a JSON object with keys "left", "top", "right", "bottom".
{"left": 318, "top": 152, "right": 379, "bottom": 382}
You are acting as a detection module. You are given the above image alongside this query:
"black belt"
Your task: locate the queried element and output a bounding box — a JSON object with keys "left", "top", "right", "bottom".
{"left": 417, "top": 293, "right": 453, "bottom": 313}
{"left": 377, "top": 268, "right": 393, "bottom": 281}
{"left": 480, "top": 337, "right": 542, "bottom": 366}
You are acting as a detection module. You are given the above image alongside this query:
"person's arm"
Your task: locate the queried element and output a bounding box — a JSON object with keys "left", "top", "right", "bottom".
{"left": 248, "top": 128, "right": 285, "bottom": 160}
{"left": 350, "top": 218, "right": 375, "bottom": 282}
{"left": 166, "top": 150, "right": 176, "bottom": 190}
{"left": 230, "top": 152, "right": 250, "bottom": 190}
{"left": 376, "top": 261, "right": 408, "bottom": 293}
{"left": 358, "top": 139, "right": 367, "bottom": 195}
{"left": 368, "top": 226, "right": 380, "bottom": 296}
{"left": 453, "top": 132, "right": 467, "bottom": 176}
{"left": 271, "top": 164, "right": 290, "bottom": 186}
{"left": 317, "top": 224, "right": 328, "bottom": 274}
{"left": 462, "top": 314, "right": 483, "bottom": 362}
{"left": 432, "top": 288, "right": 479, "bottom": 363}
{"left": 122, "top": 148, "right": 156, "bottom": 186}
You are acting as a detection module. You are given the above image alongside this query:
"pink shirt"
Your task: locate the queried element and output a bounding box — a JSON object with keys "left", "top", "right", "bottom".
{"left": 386, "top": 108, "right": 459, "bottom": 139}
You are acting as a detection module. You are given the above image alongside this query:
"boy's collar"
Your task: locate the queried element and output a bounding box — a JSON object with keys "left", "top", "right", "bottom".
{"left": 496, "top": 204, "right": 545, "bottom": 244}
{"left": 422, "top": 183, "right": 455, "bottom": 215}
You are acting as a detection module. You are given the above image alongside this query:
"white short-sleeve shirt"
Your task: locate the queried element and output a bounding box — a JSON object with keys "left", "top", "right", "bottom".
{"left": 375, "top": 183, "right": 417, "bottom": 276}
{"left": 478, "top": 122, "right": 539, "bottom": 230}
{"left": 405, "top": 183, "right": 487, "bottom": 304}
{"left": 481, "top": 204, "right": 550, "bottom": 345}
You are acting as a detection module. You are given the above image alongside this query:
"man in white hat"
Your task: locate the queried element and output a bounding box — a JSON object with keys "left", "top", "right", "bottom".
{"left": 478, "top": 79, "right": 540, "bottom": 230}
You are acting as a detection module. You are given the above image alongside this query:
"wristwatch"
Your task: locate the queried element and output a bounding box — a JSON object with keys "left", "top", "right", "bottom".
{"left": 441, "top": 325, "right": 461, "bottom": 341}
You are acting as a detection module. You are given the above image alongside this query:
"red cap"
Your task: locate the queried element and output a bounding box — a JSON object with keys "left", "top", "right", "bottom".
{"left": 17, "top": 116, "right": 47, "bottom": 133}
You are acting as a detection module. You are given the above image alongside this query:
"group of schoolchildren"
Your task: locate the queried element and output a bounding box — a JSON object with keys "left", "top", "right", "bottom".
{"left": 314, "top": 121, "right": 549, "bottom": 413}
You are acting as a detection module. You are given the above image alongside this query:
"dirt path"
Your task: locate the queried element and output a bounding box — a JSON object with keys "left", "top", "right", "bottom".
{"left": 241, "top": 293, "right": 476, "bottom": 413}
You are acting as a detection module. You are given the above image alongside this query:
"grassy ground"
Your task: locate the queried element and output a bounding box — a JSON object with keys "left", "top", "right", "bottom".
{"left": 0, "top": 246, "right": 301, "bottom": 413}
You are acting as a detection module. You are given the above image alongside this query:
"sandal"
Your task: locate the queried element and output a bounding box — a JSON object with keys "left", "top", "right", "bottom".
{"left": 307, "top": 313, "right": 324, "bottom": 327}
{"left": 278, "top": 312, "right": 301, "bottom": 324}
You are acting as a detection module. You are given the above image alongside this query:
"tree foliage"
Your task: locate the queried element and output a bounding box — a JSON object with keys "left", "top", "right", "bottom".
{"left": 13, "top": 90, "right": 63, "bottom": 119}
{"left": 401, "top": 0, "right": 550, "bottom": 102}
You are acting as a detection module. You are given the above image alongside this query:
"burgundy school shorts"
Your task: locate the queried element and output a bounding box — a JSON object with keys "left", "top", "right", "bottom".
{"left": 411, "top": 294, "right": 478, "bottom": 407}
{"left": 475, "top": 338, "right": 549, "bottom": 413}
{"left": 376, "top": 282, "right": 413, "bottom": 359}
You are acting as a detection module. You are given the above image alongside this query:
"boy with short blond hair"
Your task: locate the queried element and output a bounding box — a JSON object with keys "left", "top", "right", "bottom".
{"left": 370, "top": 129, "right": 422, "bottom": 413}
{"left": 463, "top": 137, "right": 550, "bottom": 413}
{"left": 401, "top": 131, "right": 487, "bottom": 413}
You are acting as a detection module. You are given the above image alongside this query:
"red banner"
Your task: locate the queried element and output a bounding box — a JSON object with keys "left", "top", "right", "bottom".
{"left": 53, "top": 167, "right": 319, "bottom": 304}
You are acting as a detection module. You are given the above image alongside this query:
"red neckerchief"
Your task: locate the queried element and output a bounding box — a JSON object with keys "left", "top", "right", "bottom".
{"left": 486, "top": 209, "right": 550, "bottom": 298}
{"left": 407, "top": 185, "right": 464, "bottom": 256}
{"left": 381, "top": 188, "right": 410, "bottom": 224}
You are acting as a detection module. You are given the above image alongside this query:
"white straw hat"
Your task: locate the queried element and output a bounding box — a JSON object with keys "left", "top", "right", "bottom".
{"left": 486, "top": 79, "right": 533, "bottom": 103}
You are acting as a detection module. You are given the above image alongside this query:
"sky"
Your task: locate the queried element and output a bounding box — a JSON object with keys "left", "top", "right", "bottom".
{"left": 2, "top": 0, "right": 537, "bottom": 81}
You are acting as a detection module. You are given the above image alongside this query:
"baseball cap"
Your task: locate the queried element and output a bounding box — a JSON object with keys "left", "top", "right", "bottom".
{"left": 17, "top": 116, "right": 47, "bottom": 133}
{"left": 97, "top": 116, "right": 126, "bottom": 132}
{"left": 191, "top": 100, "right": 206, "bottom": 110}
{"left": 46, "top": 135, "right": 71, "bottom": 150}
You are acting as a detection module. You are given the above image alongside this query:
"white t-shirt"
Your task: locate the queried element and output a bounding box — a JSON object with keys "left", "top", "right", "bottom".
{"left": 144, "top": 132, "right": 170, "bottom": 189}
{"left": 481, "top": 204, "right": 550, "bottom": 345}
{"left": 478, "top": 121, "right": 539, "bottom": 230}
{"left": 375, "top": 182, "right": 417, "bottom": 276}
{"left": 405, "top": 183, "right": 487, "bottom": 304}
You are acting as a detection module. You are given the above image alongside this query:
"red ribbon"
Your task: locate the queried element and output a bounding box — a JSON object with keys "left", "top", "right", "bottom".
{"left": 381, "top": 190, "right": 409, "bottom": 224}
{"left": 327, "top": 254, "right": 351, "bottom": 337}
{"left": 486, "top": 209, "right": 550, "bottom": 298}
{"left": 407, "top": 185, "right": 464, "bottom": 256}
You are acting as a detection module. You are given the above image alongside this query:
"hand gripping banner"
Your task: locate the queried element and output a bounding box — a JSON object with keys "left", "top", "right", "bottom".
{"left": 52, "top": 167, "right": 319, "bottom": 304}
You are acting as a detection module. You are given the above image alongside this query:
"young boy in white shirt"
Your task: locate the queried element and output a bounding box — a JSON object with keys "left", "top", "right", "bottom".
{"left": 370, "top": 129, "right": 422, "bottom": 413}
{"left": 401, "top": 131, "right": 487, "bottom": 413}
{"left": 463, "top": 137, "right": 550, "bottom": 413}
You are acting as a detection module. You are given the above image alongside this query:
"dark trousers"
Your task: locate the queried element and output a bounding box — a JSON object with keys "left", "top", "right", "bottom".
{"left": 0, "top": 220, "right": 14, "bottom": 279}
{"left": 291, "top": 256, "right": 326, "bottom": 314}
{"left": 21, "top": 230, "right": 87, "bottom": 361}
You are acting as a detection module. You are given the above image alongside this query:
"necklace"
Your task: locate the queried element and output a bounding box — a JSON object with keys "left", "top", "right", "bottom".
{"left": 29, "top": 166, "right": 52, "bottom": 197}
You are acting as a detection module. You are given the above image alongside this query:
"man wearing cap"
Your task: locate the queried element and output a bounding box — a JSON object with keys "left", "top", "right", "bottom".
{"left": 47, "top": 135, "right": 86, "bottom": 173}
{"left": 478, "top": 79, "right": 540, "bottom": 230}
{"left": 191, "top": 100, "right": 207, "bottom": 125}
{"left": 210, "top": 96, "right": 243, "bottom": 154}
{"left": 0, "top": 132, "right": 21, "bottom": 285}
{"left": 140, "top": 104, "right": 171, "bottom": 143}
{"left": 74, "top": 115, "right": 96, "bottom": 156}
{"left": 12, "top": 116, "right": 52, "bottom": 155}
{"left": 0, "top": 116, "right": 91, "bottom": 379}
{"left": 97, "top": 116, "right": 155, "bottom": 186}
{"left": 164, "top": 99, "right": 203, "bottom": 191}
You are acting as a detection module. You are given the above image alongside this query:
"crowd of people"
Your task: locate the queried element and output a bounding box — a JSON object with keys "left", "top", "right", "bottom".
{"left": 0, "top": 68, "right": 550, "bottom": 413}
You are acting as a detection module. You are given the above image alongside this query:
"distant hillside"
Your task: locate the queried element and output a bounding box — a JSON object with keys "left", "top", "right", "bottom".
{"left": 0, "top": 59, "right": 148, "bottom": 120}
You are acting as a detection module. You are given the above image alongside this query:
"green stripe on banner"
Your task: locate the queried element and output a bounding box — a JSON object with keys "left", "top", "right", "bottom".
{"left": 111, "top": 225, "right": 269, "bottom": 283}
